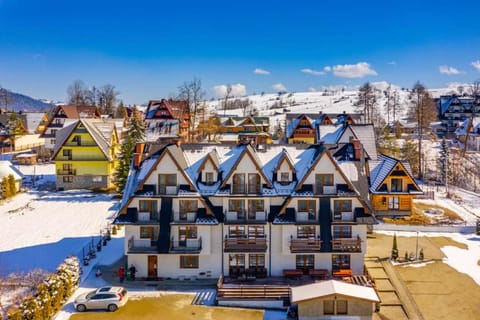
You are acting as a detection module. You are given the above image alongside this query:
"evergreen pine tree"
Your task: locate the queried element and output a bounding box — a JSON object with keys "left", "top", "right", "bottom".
{"left": 128, "top": 106, "right": 145, "bottom": 143}
{"left": 400, "top": 136, "right": 419, "bottom": 175}
{"left": 438, "top": 138, "right": 449, "bottom": 184}
{"left": 113, "top": 135, "right": 134, "bottom": 193}
{"left": 391, "top": 233, "right": 399, "bottom": 260}
{"left": 113, "top": 106, "right": 144, "bottom": 193}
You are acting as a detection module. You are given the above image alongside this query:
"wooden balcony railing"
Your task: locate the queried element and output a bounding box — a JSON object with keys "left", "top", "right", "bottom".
{"left": 290, "top": 238, "right": 322, "bottom": 253}
{"left": 331, "top": 237, "right": 362, "bottom": 252}
{"left": 224, "top": 237, "right": 267, "bottom": 252}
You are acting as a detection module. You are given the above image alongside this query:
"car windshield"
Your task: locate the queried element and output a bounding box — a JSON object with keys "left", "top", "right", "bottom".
{"left": 86, "top": 291, "right": 96, "bottom": 299}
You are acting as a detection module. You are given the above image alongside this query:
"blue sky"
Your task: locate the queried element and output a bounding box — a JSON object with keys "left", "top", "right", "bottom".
{"left": 0, "top": 0, "right": 479, "bottom": 105}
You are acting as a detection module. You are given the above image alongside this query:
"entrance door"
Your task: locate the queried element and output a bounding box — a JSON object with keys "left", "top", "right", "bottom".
{"left": 147, "top": 255, "right": 157, "bottom": 278}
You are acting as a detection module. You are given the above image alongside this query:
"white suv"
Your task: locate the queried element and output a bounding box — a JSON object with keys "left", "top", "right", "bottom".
{"left": 74, "top": 286, "right": 128, "bottom": 312}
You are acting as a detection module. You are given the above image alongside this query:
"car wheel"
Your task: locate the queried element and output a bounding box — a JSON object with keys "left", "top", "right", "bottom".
{"left": 108, "top": 304, "right": 118, "bottom": 312}
{"left": 76, "top": 304, "right": 87, "bottom": 312}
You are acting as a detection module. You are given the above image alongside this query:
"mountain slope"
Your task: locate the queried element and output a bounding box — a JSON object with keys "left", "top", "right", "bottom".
{"left": 0, "top": 89, "right": 55, "bottom": 112}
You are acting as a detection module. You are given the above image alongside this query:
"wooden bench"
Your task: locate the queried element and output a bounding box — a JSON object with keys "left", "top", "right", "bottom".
{"left": 309, "top": 269, "right": 329, "bottom": 279}
{"left": 333, "top": 269, "right": 352, "bottom": 278}
{"left": 283, "top": 269, "right": 303, "bottom": 278}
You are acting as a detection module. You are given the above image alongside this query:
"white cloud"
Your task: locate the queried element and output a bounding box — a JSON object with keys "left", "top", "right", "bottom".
{"left": 387, "top": 61, "right": 397, "bottom": 65}
{"left": 272, "top": 83, "right": 287, "bottom": 92}
{"left": 301, "top": 68, "right": 325, "bottom": 76}
{"left": 308, "top": 87, "right": 317, "bottom": 92}
{"left": 439, "top": 65, "right": 462, "bottom": 75}
{"left": 254, "top": 68, "right": 270, "bottom": 75}
{"left": 472, "top": 60, "right": 480, "bottom": 71}
{"left": 324, "top": 66, "right": 332, "bottom": 72}
{"left": 332, "top": 62, "right": 377, "bottom": 78}
{"left": 213, "top": 83, "right": 247, "bottom": 98}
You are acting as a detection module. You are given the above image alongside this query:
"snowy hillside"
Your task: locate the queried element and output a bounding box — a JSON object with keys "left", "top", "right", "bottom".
{"left": 202, "top": 82, "right": 455, "bottom": 131}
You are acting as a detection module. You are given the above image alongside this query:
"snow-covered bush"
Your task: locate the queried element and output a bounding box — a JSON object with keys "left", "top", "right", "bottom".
{"left": 6, "top": 256, "right": 81, "bottom": 320}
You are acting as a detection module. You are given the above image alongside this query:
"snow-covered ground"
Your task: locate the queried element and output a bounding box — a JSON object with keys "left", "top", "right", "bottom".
{"left": 2, "top": 163, "right": 479, "bottom": 320}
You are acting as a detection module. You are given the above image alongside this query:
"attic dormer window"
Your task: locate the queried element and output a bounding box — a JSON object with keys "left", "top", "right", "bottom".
{"left": 205, "top": 172, "right": 214, "bottom": 185}
{"left": 280, "top": 172, "right": 290, "bottom": 184}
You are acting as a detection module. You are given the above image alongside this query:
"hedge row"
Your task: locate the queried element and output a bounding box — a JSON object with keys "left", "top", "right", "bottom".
{"left": 6, "top": 256, "right": 81, "bottom": 320}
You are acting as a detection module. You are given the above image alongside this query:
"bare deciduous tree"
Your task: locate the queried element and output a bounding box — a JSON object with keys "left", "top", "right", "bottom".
{"left": 98, "top": 84, "right": 119, "bottom": 115}
{"left": 178, "top": 78, "right": 205, "bottom": 141}
{"left": 355, "top": 82, "right": 377, "bottom": 123}
{"left": 67, "top": 80, "right": 89, "bottom": 106}
{"left": 408, "top": 81, "right": 437, "bottom": 179}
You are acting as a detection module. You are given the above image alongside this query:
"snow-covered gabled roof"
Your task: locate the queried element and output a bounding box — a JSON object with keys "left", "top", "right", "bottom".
{"left": 368, "top": 154, "right": 420, "bottom": 193}
{"left": 286, "top": 114, "right": 313, "bottom": 138}
{"left": 51, "top": 119, "right": 117, "bottom": 161}
{"left": 219, "top": 144, "right": 273, "bottom": 189}
{"left": 317, "top": 125, "right": 344, "bottom": 144}
{"left": 291, "top": 280, "right": 379, "bottom": 303}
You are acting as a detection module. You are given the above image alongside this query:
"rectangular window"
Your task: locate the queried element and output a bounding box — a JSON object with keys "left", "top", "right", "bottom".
{"left": 298, "top": 200, "right": 316, "bottom": 213}
{"left": 139, "top": 200, "right": 158, "bottom": 219}
{"left": 232, "top": 174, "right": 246, "bottom": 193}
{"left": 247, "top": 226, "right": 265, "bottom": 239}
{"left": 62, "top": 163, "right": 73, "bottom": 175}
{"left": 228, "top": 226, "right": 246, "bottom": 238}
{"left": 179, "top": 200, "right": 198, "bottom": 220}
{"left": 391, "top": 178, "right": 402, "bottom": 192}
{"left": 179, "top": 226, "right": 197, "bottom": 239}
{"left": 333, "top": 200, "right": 352, "bottom": 214}
{"left": 247, "top": 199, "right": 264, "bottom": 219}
{"left": 297, "top": 226, "right": 316, "bottom": 239}
{"left": 63, "top": 149, "right": 72, "bottom": 160}
{"left": 140, "top": 226, "right": 154, "bottom": 239}
{"left": 389, "top": 197, "right": 400, "bottom": 210}
{"left": 158, "top": 174, "right": 176, "bottom": 194}
{"left": 280, "top": 172, "right": 290, "bottom": 183}
{"left": 205, "top": 172, "right": 214, "bottom": 184}
{"left": 249, "top": 254, "right": 265, "bottom": 268}
{"left": 50, "top": 139, "right": 56, "bottom": 145}
{"left": 332, "top": 254, "right": 350, "bottom": 270}
{"left": 248, "top": 173, "right": 261, "bottom": 194}
{"left": 62, "top": 176, "right": 73, "bottom": 183}
{"left": 323, "top": 300, "right": 334, "bottom": 315}
{"left": 315, "top": 174, "right": 333, "bottom": 194}
{"left": 295, "top": 255, "right": 314, "bottom": 270}
{"left": 336, "top": 300, "right": 348, "bottom": 315}
{"left": 92, "top": 176, "right": 102, "bottom": 182}
{"left": 180, "top": 256, "right": 199, "bottom": 269}
{"left": 333, "top": 225, "right": 352, "bottom": 239}
{"left": 228, "top": 199, "right": 245, "bottom": 218}
{"left": 229, "top": 254, "right": 245, "bottom": 268}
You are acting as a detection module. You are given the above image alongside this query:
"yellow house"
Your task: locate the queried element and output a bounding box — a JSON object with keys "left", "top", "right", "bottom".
{"left": 369, "top": 154, "right": 423, "bottom": 216}
{"left": 52, "top": 119, "right": 120, "bottom": 191}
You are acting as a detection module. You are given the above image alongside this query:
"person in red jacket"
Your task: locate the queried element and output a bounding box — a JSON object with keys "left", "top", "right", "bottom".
{"left": 118, "top": 266, "right": 125, "bottom": 283}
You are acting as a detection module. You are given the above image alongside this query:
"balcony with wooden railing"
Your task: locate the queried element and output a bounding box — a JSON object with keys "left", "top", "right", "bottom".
{"left": 331, "top": 236, "right": 362, "bottom": 252}
{"left": 224, "top": 236, "right": 267, "bottom": 252}
{"left": 290, "top": 237, "right": 322, "bottom": 253}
